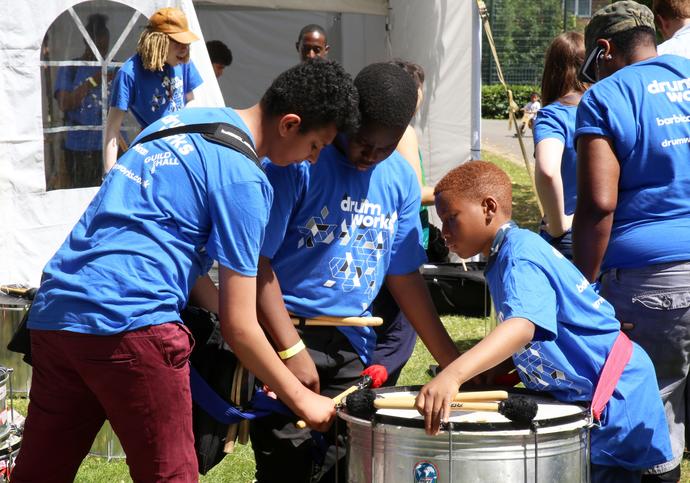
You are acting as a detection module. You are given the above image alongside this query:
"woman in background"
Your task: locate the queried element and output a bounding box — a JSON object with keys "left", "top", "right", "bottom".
{"left": 393, "top": 60, "right": 435, "bottom": 248}
{"left": 533, "top": 32, "right": 588, "bottom": 259}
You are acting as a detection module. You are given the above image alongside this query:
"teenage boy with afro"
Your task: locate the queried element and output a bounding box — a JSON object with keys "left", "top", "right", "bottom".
{"left": 249, "top": 62, "right": 459, "bottom": 482}
{"left": 13, "top": 59, "right": 359, "bottom": 483}
{"left": 417, "top": 160, "right": 672, "bottom": 482}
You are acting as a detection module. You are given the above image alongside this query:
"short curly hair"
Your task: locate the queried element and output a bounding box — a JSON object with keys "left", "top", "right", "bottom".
{"left": 261, "top": 58, "right": 359, "bottom": 134}
{"left": 354, "top": 62, "right": 417, "bottom": 131}
{"left": 435, "top": 161, "right": 513, "bottom": 217}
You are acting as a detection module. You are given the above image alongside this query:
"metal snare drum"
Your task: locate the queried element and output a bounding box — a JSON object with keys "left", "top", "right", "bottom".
{"left": 0, "top": 294, "right": 31, "bottom": 394}
{"left": 0, "top": 431, "right": 21, "bottom": 482}
{"left": 0, "top": 369, "right": 9, "bottom": 443}
{"left": 339, "top": 386, "right": 591, "bottom": 483}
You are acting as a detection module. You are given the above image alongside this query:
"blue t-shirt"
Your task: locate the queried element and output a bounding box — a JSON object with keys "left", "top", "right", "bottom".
{"left": 261, "top": 144, "right": 426, "bottom": 363}
{"left": 575, "top": 55, "right": 690, "bottom": 271}
{"left": 533, "top": 101, "right": 578, "bottom": 216}
{"left": 28, "top": 107, "right": 272, "bottom": 335}
{"left": 109, "top": 53, "right": 203, "bottom": 128}
{"left": 486, "top": 225, "right": 671, "bottom": 470}
{"left": 54, "top": 65, "right": 110, "bottom": 151}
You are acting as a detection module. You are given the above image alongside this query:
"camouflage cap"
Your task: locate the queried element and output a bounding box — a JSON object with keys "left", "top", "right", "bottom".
{"left": 584, "top": 1, "right": 655, "bottom": 59}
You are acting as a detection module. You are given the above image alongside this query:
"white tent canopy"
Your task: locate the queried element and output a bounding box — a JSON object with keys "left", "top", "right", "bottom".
{"left": 0, "top": 0, "right": 480, "bottom": 286}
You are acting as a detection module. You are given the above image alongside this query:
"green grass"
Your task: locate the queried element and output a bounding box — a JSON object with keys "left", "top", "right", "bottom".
{"left": 9, "top": 149, "right": 690, "bottom": 481}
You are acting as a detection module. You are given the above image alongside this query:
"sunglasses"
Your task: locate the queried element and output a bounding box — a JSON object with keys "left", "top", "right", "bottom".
{"left": 579, "top": 46, "right": 604, "bottom": 84}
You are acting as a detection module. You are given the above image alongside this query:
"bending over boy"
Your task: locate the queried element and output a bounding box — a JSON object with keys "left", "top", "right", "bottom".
{"left": 417, "top": 161, "right": 671, "bottom": 482}
{"left": 13, "top": 59, "right": 359, "bottom": 483}
{"left": 251, "top": 62, "right": 459, "bottom": 483}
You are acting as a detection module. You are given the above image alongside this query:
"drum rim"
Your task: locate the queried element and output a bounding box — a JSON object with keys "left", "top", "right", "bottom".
{"left": 0, "top": 296, "right": 29, "bottom": 309}
{"left": 0, "top": 433, "right": 21, "bottom": 455}
{"left": 341, "top": 385, "right": 590, "bottom": 432}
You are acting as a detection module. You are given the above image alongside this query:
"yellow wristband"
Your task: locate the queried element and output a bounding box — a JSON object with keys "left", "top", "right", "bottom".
{"left": 86, "top": 77, "right": 98, "bottom": 88}
{"left": 278, "top": 339, "right": 306, "bottom": 360}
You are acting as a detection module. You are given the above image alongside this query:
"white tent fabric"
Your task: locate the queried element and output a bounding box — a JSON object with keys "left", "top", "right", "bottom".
{"left": 197, "top": 0, "right": 387, "bottom": 16}
{"left": 0, "top": 0, "right": 480, "bottom": 286}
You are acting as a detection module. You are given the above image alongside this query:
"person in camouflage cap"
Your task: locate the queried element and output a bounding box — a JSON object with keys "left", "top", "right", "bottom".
{"left": 574, "top": 1, "right": 690, "bottom": 481}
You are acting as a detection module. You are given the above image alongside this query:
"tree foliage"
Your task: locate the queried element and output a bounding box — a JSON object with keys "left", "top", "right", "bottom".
{"left": 482, "top": 0, "right": 573, "bottom": 85}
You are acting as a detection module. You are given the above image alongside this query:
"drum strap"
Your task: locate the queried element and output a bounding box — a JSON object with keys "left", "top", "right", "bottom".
{"left": 590, "top": 331, "right": 633, "bottom": 422}
{"left": 189, "top": 365, "right": 293, "bottom": 424}
{"left": 132, "top": 122, "right": 262, "bottom": 171}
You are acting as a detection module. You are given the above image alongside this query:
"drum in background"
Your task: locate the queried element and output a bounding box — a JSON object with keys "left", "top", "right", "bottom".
{"left": 0, "top": 368, "right": 9, "bottom": 443}
{"left": 0, "top": 431, "right": 21, "bottom": 482}
{"left": 340, "top": 386, "right": 591, "bottom": 483}
{"left": 0, "top": 294, "right": 31, "bottom": 394}
{"left": 89, "top": 421, "right": 125, "bottom": 460}
{"left": 0, "top": 401, "right": 24, "bottom": 483}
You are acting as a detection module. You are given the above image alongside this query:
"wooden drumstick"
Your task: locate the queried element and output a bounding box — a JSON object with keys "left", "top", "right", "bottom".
{"left": 382, "top": 390, "right": 508, "bottom": 404}
{"left": 346, "top": 389, "right": 537, "bottom": 424}
{"left": 290, "top": 315, "right": 383, "bottom": 327}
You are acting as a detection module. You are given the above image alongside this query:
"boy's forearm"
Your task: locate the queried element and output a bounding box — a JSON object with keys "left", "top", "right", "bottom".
{"left": 442, "top": 317, "right": 534, "bottom": 386}
{"left": 256, "top": 256, "right": 302, "bottom": 350}
{"left": 219, "top": 266, "right": 307, "bottom": 410}
{"left": 386, "top": 271, "right": 460, "bottom": 368}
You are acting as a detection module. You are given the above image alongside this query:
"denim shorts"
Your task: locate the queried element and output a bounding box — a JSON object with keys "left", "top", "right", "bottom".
{"left": 600, "top": 261, "right": 690, "bottom": 474}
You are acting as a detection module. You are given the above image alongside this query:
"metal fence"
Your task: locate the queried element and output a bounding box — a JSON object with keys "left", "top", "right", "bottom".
{"left": 481, "top": 0, "right": 595, "bottom": 86}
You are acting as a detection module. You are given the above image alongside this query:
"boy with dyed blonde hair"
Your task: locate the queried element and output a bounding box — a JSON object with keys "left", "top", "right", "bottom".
{"left": 418, "top": 160, "right": 671, "bottom": 481}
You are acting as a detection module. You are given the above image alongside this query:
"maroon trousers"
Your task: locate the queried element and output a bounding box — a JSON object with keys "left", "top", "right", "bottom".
{"left": 12, "top": 323, "right": 197, "bottom": 483}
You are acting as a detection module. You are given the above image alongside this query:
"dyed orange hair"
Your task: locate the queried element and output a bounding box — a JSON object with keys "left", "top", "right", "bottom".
{"left": 435, "top": 160, "right": 513, "bottom": 217}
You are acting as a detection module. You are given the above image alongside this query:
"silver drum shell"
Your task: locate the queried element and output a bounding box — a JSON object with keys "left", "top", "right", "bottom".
{"left": 340, "top": 390, "right": 590, "bottom": 483}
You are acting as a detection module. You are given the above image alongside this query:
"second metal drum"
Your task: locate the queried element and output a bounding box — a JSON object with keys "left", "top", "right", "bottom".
{"left": 0, "top": 295, "right": 31, "bottom": 394}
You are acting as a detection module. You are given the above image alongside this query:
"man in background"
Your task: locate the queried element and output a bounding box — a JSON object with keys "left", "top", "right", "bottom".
{"left": 296, "top": 24, "right": 329, "bottom": 62}
{"left": 206, "top": 40, "right": 233, "bottom": 79}
{"left": 654, "top": 0, "right": 690, "bottom": 57}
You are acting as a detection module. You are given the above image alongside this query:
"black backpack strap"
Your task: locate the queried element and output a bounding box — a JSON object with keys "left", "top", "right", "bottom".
{"left": 133, "top": 122, "right": 262, "bottom": 170}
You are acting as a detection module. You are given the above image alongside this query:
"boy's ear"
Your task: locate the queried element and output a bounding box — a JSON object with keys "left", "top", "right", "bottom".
{"left": 278, "top": 114, "right": 302, "bottom": 137}
{"left": 482, "top": 196, "right": 498, "bottom": 222}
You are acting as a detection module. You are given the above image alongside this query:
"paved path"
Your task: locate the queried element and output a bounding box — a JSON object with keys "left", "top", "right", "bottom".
{"left": 481, "top": 118, "right": 534, "bottom": 165}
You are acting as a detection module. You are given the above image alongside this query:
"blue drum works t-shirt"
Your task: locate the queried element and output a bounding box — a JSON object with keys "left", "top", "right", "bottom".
{"left": 261, "top": 145, "right": 426, "bottom": 364}
{"left": 109, "top": 53, "right": 203, "bottom": 128}
{"left": 533, "top": 101, "right": 578, "bottom": 216}
{"left": 575, "top": 55, "right": 690, "bottom": 272}
{"left": 28, "top": 107, "right": 272, "bottom": 335}
{"left": 485, "top": 225, "right": 671, "bottom": 469}
{"left": 54, "top": 65, "right": 111, "bottom": 152}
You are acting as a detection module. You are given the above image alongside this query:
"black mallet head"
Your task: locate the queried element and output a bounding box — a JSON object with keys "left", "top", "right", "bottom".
{"left": 498, "top": 396, "right": 538, "bottom": 425}
{"left": 345, "top": 388, "right": 377, "bottom": 419}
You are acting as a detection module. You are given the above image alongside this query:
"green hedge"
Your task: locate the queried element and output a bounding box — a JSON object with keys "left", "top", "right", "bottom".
{"left": 482, "top": 84, "right": 540, "bottom": 119}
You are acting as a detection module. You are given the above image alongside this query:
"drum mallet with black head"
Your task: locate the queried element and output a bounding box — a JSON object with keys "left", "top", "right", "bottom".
{"left": 345, "top": 389, "right": 537, "bottom": 425}
{"left": 294, "top": 364, "right": 389, "bottom": 429}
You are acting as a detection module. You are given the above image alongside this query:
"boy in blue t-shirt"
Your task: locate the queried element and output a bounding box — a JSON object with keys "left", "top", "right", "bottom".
{"left": 12, "top": 59, "right": 359, "bottom": 483}
{"left": 250, "top": 63, "right": 459, "bottom": 483}
{"left": 103, "top": 7, "right": 204, "bottom": 173}
{"left": 418, "top": 160, "right": 672, "bottom": 482}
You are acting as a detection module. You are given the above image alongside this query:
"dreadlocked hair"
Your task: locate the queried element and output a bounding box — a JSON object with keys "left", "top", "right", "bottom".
{"left": 137, "top": 29, "right": 169, "bottom": 72}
